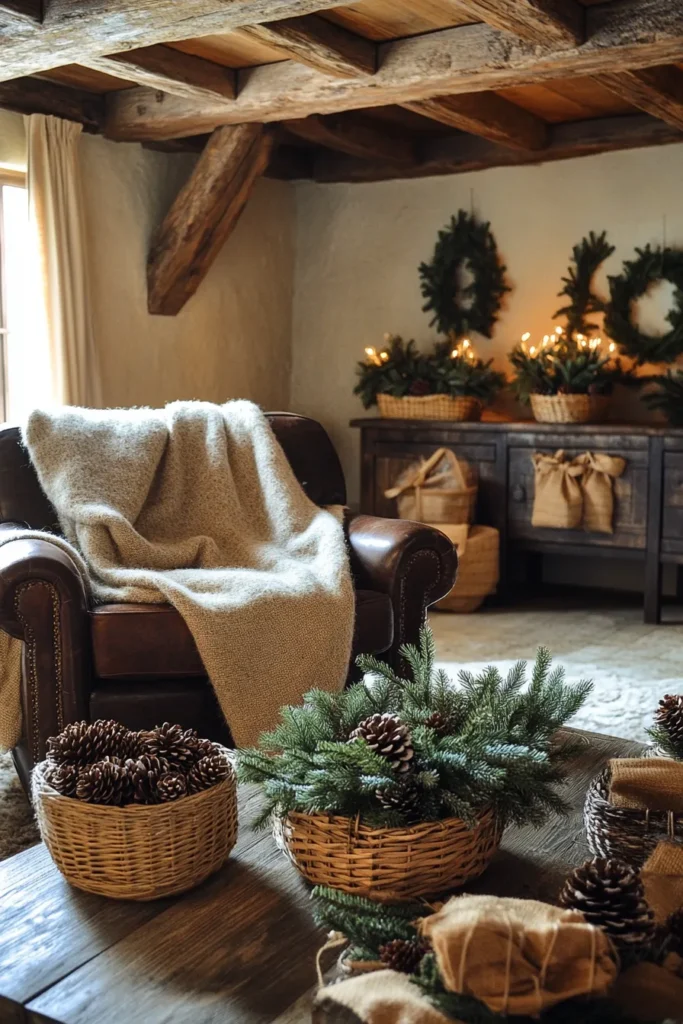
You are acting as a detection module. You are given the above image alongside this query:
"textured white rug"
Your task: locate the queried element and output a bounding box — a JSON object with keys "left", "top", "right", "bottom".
{"left": 0, "top": 751, "right": 39, "bottom": 861}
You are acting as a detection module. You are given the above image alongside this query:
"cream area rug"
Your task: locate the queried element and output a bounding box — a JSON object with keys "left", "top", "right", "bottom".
{"left": 0, "top": 752, "right": 39, "bottom": 861}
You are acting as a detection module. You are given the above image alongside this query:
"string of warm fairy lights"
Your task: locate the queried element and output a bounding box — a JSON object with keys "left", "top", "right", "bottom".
{"left": 364, "top": 335, "right": 478, "bottom": 365}
{"left": 518, "top": 325, "right": 617, "bottom": 358}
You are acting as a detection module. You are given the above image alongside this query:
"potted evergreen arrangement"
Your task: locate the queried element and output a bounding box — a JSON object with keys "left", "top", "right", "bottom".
{"left": 238, "top": 628, "right": 591, "bottom": 901}
{"left": 355, "top": 334, "right": 505, "bottom": 422}
{"left": 509, "top": 328, "right": 622, "bottom": 424}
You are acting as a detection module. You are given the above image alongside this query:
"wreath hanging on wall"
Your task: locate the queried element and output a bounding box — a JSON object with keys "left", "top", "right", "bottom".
{"left": 418, "top": 210, "right": 510, "bottom": 339}
{"left": 553, "top": 230, "right": 615, "bottom": 341}
{"left": 605, "top": 245, "right": 683, "bottom": 365}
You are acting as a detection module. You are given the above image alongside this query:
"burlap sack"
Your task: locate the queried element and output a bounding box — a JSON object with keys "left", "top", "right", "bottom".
{"left": 531, "top": 451, "right": 585, "bottom": 530}
{"left": 419, "top": 894, "right": 617, "bottom": 1015}
{"left": 641, "top": 840, "right": 683, "bottom": 923}
{"left": 578, "top": 452, "right": 626, "bottom": 534}
{"left": 385, "top": 448, "right": 476, "bottom": 525}
{"left": 313, "top": 969, "right": 453, "bottom": 1024}
{"left": 608, "top": 757, "right": 683, "bottom": 812}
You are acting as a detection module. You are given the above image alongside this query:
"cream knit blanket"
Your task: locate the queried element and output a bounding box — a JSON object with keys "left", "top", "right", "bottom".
{"left": 0, "top": 401, "right": 354, "bottom": 750}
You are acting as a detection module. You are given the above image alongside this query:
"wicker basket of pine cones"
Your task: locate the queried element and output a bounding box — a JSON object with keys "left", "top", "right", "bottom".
{"left": 32, "top": 720, "right": 237, "bottom": 900}
{"left": 273, "top": 712, "right": 501, "bottom": 900}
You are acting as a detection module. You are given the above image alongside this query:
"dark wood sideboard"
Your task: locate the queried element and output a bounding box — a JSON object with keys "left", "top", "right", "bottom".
{"left": 350, "top": 418, "right": 683, "bottom": 624}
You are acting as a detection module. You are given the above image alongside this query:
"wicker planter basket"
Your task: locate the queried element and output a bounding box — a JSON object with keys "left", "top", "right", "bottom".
{"left": 433, "top": 524, "right": 500, "bottom": 614}
{"left": 274, "top": 806, "right": 501, "bottom": 901}
{"left": 584, "top": 767, "right": 683, "bottom": 867}
{"left": 530, "top": 393, "right": 610, "bottom": 424}
{"left": 389, "top": 448, "right": 477, "bottom": 526}
{"left": 377, "top": 393, "right": 481, "bottom": 422}
{"left": 32, "top": 749, "right": 238, "bottom": 900}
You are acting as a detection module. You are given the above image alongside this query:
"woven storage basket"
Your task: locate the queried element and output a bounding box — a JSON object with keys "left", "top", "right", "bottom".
{"left": 377, "top": 393, "right": 481, "bottom": 422}
{"left": 32, "top": 748, "right": 238, "bottom": 900}
{"left": 433, "top": 524, "right": 499, "bottom": 614}
{"left": 530, "top": 393, "right": 610, "bottom": 424}
{"left": 387, "top": 448, "right": 477, "bottom": 526}
{"left": 274, "top": 806, "right": 500, "bottom": 901}
{"left": 584, "top": 766, "right": 683, "bottom": 867}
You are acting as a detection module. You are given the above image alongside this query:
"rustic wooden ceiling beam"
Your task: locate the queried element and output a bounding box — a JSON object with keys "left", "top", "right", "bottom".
{"left": 0, "top": 75, "right": 103, "bottom": 130}
{"left": 595, "top": 66, "right": 683, "bottom": 132}
{"left": 311, "top": 113, "right": 683, "bottom": 183}
{"left": 81, "top": 45, "right": 236, "bottom": 101}
{"left": 286, "top": 114, "right": 413, "bottom": 164}
{"left": 240, "top": 14, "right": 375, "bottom": 78}
{"left": 0, "top": 0, "right": 352, "bottom": 81}
{"left": 147, "top": 123, "right": 274, "bottom": 316}
{"left": 404, "top": 94, "right": 548, "bottom": 151}
{"left": 104, "top": 1, "right": 683, "bottom": 142}
{"left": 456, "top": 0, "right": 584, "bottom": 47}
{"left": 0, "top": 1, "right": 41, "bottom": 24}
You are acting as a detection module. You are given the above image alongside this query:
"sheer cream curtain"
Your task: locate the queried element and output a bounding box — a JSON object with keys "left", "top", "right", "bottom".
{"left": 25, "top": 114, "right": 101, "bottom": 407}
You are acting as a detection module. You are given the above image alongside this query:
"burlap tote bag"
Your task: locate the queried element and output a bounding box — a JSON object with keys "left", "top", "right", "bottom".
{"left": 385, "top": 448, "right": 476, "bottom": 524}
{"left": 578, "top": 452, "right": 626, "bottom": 534}
{"left": 531, "top": 450, "right": 584, "bottom": 530}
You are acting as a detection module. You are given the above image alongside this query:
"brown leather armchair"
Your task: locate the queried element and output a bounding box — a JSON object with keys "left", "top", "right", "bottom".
{"left": 0, "top": 413, "right": 456, "bottom": 791}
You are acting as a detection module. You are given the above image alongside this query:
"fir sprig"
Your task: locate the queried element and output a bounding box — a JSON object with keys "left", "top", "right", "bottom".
{"left": 237, "top": 627, "right": 591, "bottom": 830}
{"left": 509, "top": 335, "right": 625, "bottom": 402}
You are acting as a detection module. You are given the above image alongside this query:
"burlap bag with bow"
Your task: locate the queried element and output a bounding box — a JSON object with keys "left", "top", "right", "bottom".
{"left": 531, "top": 450, "right": 585, "bottom": 530}
{"left": 385, "top": 448, "right": 476, "bottom": 525}
{"left": 578, "top": 452, "right": 626, "bottom": 534}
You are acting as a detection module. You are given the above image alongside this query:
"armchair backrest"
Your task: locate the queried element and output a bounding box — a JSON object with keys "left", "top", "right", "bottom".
{"left": 0, "top": 412, "right": 346, "bottom": 531}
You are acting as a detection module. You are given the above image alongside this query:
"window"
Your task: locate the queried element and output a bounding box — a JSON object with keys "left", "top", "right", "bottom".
{"left": 0, "top": 169, "right": 48, "bottom": 423}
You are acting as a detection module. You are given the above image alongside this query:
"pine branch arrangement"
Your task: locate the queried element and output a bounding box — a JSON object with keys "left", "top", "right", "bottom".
{"left": 553, "top": 231, "right": 615, "bottom": 341}
{"left": 237, "top": 628, "right": 591, "bottom": 830}
{"left": 509, "top": 334, "right": 624, "bottom": 403}
{"left": 429, "top": 340, "right": 505, "bottom": 402}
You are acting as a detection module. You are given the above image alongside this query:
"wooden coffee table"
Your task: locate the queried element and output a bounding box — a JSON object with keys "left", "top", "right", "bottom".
{"left": 0, "top": 730, "right": 640, "bottom": 1024}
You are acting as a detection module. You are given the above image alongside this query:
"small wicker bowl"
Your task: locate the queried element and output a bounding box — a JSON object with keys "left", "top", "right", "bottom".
{"left": 377, "top": 393, "right": 482, "bottom": 422}
{"left": 530, "top": 393, "right": 610, "bottom": 424}
{"left": 32, "top": 749, "right": 238, "bottom": 900}
{"left": 274, "top": 807, "right": 501, "bottom": 902}
{"left": 584, "top": 767, "right": 683, "bottom": 867}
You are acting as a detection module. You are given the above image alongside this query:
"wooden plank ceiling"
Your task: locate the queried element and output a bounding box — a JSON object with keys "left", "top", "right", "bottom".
{"left": 3, "top": 0, "right": 683, "bottom": 312}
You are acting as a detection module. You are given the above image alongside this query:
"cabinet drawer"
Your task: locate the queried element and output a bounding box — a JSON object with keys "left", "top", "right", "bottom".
{"left": 663, "top": 453, "right": 683, "bottom": 539}
{"left": 508, "top": 446, "right": 647, "bottom": 549}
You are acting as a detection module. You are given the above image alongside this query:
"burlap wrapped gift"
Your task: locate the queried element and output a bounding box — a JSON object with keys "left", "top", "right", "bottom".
{"left": 313, "top": 969, "right": 452, "bottom": 1024}
{"left": 419, "top": 893, "right": 617, "bottom": 1015}
{"left": 609, "top": 757, "right": 683, "bottom": 814}
{"left": 531, "top": 450, "right": 585, "bottom": 530}
{"left": 578, "top": 452, "right": 626, "bottom": 534}
{"left": 385, "top": 448, "right": 476, "bottom": 525}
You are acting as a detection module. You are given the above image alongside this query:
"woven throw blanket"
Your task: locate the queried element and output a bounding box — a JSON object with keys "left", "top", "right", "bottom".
{"left": 0, "top": 401, "right": 354, "bottom": 750}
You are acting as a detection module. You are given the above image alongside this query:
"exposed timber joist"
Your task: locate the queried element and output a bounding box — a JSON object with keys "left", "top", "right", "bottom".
{"left": 81, "top": 45, "right": 236, "bottom": 101}
{"left": 0, "top": 1, "right": 41, "bottom": 23}
{"left": 456, "top": 0, "right": 584, "bottom": 47}
{"left": 0, "top": 0, "right": 351, "bottom": 81}
{"left": 147, "top": 123, "right": 274, "bottom": 316}
{"left": 404, "top": 94, "right": 549, "bottom": 151}
{"left": 0, "top": 76, "right": 103, "bottom": 130}
{"left": 311, "top": 113, "right": 683, "bottom": 183}
{"left": 104, "top": 1, "right": 683, "bottom": 142}
{"left": 286, "top": 115, "right": 413, "bottom": 164}
{"left": 596, "top": 66, "right": 683, "bottom": 132}
{"left": 240, "top": 14, "right": 375, "bottom": 78}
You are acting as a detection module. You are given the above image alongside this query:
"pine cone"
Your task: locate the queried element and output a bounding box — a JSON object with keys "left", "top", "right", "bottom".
{"left": 47, "top": 719, "right": 128, "bottom": 766}
{"left": 666, "top": 907, "right": 683, "bottom": 956}
{"left": 376, "top": 778, "right": 422, "bottom": 822}
{"left": 76, "top": 759, "right": 131, "bottom": 805}
{"left": 139, "top": 723, "right": 199, "bottom": 769}
{"left": 378, "top": 939, "right": 428, "bottom": 974}
{"left": 192, "top": 737, "right": 222, "bottom": 762}
{"left": 349, "top": 714, "right": 414, "bottom": 773}
{"left": 654, "top": 694, "right": 683, "bottom": 754}
{"left": 127, "top": 754, "right": 170, "bottom": 804}
{"left": 118, "top": 729, "right": 145, "bottom": 761}
{"left": 424, "top": 711, "right": 454, "bottom": 737}
{"left": 559, "top": 857, "right": 656, "bottom": 951}
{"left": 156, "top": 772, "right": 188, "bottom": 802}
{"left": 187, "top": 754, "right": 233, "bottom": 794}
{"left": 43, "top": 761, "right": 79, "bottom": 798}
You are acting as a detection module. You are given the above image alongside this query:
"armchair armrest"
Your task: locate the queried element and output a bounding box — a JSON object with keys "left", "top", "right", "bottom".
{"left": 0, "top": 533, "right": 90, "bottom": 765}
{"left": 347, "top": 514, "right": 457, "bottom": 671}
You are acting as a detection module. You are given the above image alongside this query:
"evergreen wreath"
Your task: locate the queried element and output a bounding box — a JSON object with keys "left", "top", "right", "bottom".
{"left": 605, "top": 245, "right": 683, "bottom": 365}
{"left": 237, "top": 627, "right": 591, "bottom": 831}
{"left": 553, "top": 231, "right": 615, "bottom": 341}
{"left": 419, "top": 210, "right": 510, "bottom": 339}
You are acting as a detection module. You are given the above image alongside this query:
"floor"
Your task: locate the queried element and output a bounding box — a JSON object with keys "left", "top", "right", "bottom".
{"left": 431, "top": 591, "right": 683, "bottom": 742}
{"left": 2, "top": 592, "right": 682, "bottom": 863}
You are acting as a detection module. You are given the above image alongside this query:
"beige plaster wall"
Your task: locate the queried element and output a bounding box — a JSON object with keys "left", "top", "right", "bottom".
{"left": 80, "top": 135, "right": 294, "bottom": 410}
{"left": 291, "top": 143, "right": 683, "bottom": 507}
{"left": 0, "top": 110, "right": 26, "bottom": 169}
